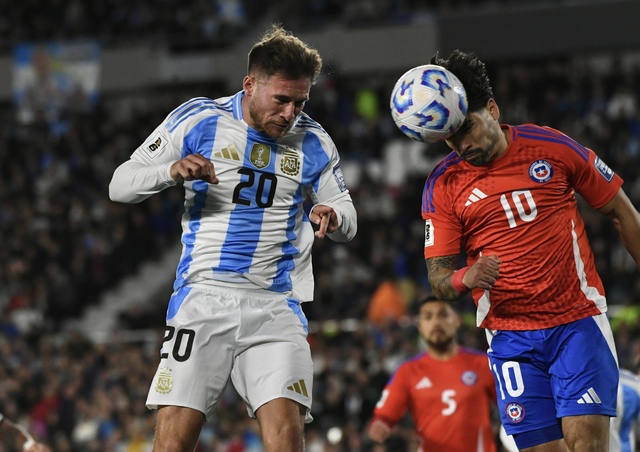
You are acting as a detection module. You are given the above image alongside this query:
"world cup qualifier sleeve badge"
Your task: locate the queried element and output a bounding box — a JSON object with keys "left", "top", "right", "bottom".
{"left": 594, "top": 156, "right": 615, "bottom": 182}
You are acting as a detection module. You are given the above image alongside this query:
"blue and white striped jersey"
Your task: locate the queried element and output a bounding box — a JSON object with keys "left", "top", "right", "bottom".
{"left": 110, "top": 92, "right": 357, "bottom": 301}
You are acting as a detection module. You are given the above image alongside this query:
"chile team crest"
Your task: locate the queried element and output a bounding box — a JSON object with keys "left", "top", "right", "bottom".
{"left": 505, "top": 402, "right": 525, "bottom": 423}
{"left": 461, "top": 370, "right": 478, "bottom": 386}
{"left": 529, "top": 160, "right": 553, "bottom": 183}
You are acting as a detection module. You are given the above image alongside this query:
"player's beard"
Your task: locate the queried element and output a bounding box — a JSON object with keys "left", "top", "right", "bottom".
{"left": 461, "top": 147, "right": 492, "bottom": 166}
{"left": 426, "top": 334, "right": 455, "bottom": 354}
{"left": 462, "top": 124, "right": 503, "bottom": 166}
{"left": 248, "top": 102, "right": 292, "bottom": 138}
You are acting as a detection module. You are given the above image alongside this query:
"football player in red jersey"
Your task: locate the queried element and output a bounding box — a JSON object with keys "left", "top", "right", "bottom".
{"left": 422, "top": 50, "right": 640, "bottom": 451}
{"left": 368, "top": 295, "right": 498, "bottom": 451}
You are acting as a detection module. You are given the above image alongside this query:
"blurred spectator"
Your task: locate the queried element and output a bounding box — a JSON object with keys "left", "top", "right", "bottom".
{"left": 367, "top": 268, "right": 408, "bottom": 328}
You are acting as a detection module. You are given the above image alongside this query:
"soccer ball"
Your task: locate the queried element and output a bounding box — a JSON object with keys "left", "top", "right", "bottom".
{"left": 390, "top": 64, "right": 468, "bottom": 143}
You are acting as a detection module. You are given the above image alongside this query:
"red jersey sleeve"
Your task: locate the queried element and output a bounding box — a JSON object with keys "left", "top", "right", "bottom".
{"left": 372, "top": 363, "right": 411, "bottom": 426}
{"left": 544, "top": 125, "right": 623, "bottom": 209}
{"left": 422, "top": 152, "right": 465, "bottom": 258}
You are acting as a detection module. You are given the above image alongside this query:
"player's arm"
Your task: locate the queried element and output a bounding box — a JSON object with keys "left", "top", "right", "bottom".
{"left": 309, "top": 193, "right": 357, "bottom": 241}
{"left": 368, "top": 388, "right": 402, "bottom": 444}
{"left": 369, "top": 370, "right": 410, "bottom": 443}
{"left": 308, "top": 143, "right": 357, "bottom": 241}
{"left": 109, "top": 108, "right": 219, "bottom": 204}
{"left": 426, "top": 254, "right": 501, "bottom": 301}
{"left": 599, "top": 188, "right": 640, "bottom": 268}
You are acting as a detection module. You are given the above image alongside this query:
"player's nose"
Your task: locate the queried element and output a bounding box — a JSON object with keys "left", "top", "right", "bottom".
{"left": 281, "top": 103, "right": 296, "bottom": 121}
{"left": 457, "top": 140, "right": 476, "bottom": 157}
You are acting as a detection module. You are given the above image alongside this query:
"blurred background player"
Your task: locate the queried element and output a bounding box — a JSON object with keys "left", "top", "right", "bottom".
{"left": 367, "top": 295, "right": 498, "bottom": 451}
{"left": 0, "top": 413, "right": 51, "bottom": 452}
{"left": 611, "top": 368, "right": 640, "bottom": 452}
{"left": 109, "top": 25, "right": 357, "bottom": 451}
{"left": 422, "top": 49, "right": 640, "bottom": 451}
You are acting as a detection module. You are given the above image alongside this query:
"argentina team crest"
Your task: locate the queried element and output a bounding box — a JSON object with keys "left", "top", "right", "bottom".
{"left": 528, "top": 160, "right": 553, "bottom": 183}
{"left": 250, "top": 143, "right": 271, "bottom": 169}
{"left": 280, "top": 149, "right": 301, "bottom": 176}
{"left": 155, "top": 366, "right": 173, "bottom": 394}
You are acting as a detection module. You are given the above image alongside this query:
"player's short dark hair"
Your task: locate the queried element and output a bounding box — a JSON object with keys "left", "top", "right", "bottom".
{"left": 414, "top": 294, "right": 456, "bottom": 315}
{"left": 419, "top": 294, "right": 441, "bottom": 306}
{"left": 430, "top": 50, "right": 494, "bottom": 113}
{"left": 248, "top": 24, "right": 322, "bottom": 84}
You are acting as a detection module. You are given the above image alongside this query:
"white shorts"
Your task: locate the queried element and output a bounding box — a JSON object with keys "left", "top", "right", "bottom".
{"left": 146, "top": 284, "right": 313, "bottom": 422}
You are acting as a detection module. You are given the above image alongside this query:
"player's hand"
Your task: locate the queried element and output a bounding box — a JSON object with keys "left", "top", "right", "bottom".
{"left": 367, "top": 418, "right": 392, "bottom": 443}
{"left": 309, "top": 204, "right": 339, "bottom": 239}
{"left": 170, "top": 154, "right": 219, "bottom": 184}
{"left": 464, "top": 255, "right": 501, "bottom": 290}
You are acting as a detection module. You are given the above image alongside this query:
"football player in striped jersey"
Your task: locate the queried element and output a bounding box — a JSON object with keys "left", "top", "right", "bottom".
{"left": 110, "top": 25, "right": 357, "bottom": 452}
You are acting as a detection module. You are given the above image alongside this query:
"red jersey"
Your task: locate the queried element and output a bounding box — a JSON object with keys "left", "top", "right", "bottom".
{"left": 373, "top": 347, "right": 497, "bottom": 452}
{"left": 422, "top": 124, "right": 623, "bottom": 330}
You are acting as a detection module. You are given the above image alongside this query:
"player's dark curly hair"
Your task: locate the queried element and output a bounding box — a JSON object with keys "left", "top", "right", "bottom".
{"left": 430, "top": 50, "right": 494, "bottom": 113}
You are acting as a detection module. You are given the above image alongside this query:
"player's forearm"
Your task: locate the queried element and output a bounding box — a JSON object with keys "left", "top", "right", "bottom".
{"left": 109, "top": 159, "right": 178, "bottom": 203}
{"left": 601, "top": 189, "right": 640, "bottom": 268}
{"left": 612, "top": 216, "right": 640, "bottom": 268}
{"left": 426, "top": 255, "right": 466, "bottom": 301}
{"left": 368, "top": 417, "right": 394, "bottom": 443}
{"left": 318, "top": 192, "right": 357, "bottom": 242}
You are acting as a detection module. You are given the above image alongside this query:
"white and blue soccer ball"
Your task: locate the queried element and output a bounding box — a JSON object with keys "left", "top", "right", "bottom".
{"left": 390, "top": 64, "right": 468, "bottom": 143}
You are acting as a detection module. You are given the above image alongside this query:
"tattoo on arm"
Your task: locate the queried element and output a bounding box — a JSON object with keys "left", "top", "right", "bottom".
{"left": 426, "top": 255, "right": 462, "bottom": 301}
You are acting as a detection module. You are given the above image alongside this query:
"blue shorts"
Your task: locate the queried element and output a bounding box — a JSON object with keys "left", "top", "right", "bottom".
{"left": 487, "top": 314, "right": 618, "bottom": 445}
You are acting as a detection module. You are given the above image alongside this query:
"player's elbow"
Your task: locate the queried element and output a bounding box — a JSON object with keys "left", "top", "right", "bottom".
{"left": 338, "top": 205, "right": 358, "bottom": 242}
{"left": 109, "top": 180, "right": 144, "bottom": 204}
{"left": 328, "top": 222, "right": 357, "bottom": 242}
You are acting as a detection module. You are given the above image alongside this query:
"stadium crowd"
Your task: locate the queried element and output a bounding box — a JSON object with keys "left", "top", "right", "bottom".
{"left": 1, "top": 4, "right": 640, "bottom": 451}
{"left": 0, "top": 0, "right": 599, "bottom": 52}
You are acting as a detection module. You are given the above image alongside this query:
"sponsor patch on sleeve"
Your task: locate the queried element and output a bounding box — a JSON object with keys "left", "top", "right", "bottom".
{"left": 424, "top": 219, "right": 434, "bottom": 247}
{"left": 594, "top": 156, "right": 614, "bottom": 182}
{"left": 142, "top": 132, "right": 169, "bottom": 159}
{"left": 333, "top": 165, "right": 347, "bottom": 192}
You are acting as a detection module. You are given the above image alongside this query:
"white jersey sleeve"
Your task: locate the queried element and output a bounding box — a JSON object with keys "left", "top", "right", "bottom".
{"left": 307, "top": 135, "right": 357, "bottom": 243}
{"left": 108, "top": 98, "right": 208, "bottom": 203}
{"left": 109, "top": 93, "right": 357, "bottom": 302}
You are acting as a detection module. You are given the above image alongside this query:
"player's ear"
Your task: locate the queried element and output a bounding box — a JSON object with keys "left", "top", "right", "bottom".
{"left": 243, "top": 75, "right": 255, "bottom": 95}
{"left": 487, "top": 98, "right": 500, "bottom": 120}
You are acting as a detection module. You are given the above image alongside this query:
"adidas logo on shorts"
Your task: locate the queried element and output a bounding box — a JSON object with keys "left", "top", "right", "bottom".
{"left": 287, "top": 379, "right": 309, "bottom": 397}
{"left": 577, "top": 387, "right": 601, "bottom": 404}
